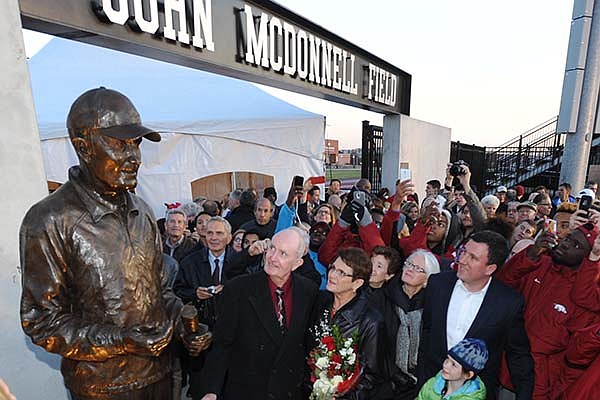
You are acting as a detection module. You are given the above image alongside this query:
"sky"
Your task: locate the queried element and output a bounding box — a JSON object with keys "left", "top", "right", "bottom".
{"left": 22, "top": 0, "right": 574, "bottom": 149}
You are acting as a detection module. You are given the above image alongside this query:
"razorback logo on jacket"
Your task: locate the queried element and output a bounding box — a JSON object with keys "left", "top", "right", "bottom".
{"left": 553, "top": 303, "right": 568, "bottom": 314}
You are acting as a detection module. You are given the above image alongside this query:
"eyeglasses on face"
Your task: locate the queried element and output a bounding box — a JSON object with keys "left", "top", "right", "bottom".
{"left": 328, "top": 264, "right": 353, "bottom": 279}
{"left": 403, "top": 260, "right": 426, "bottom": 274}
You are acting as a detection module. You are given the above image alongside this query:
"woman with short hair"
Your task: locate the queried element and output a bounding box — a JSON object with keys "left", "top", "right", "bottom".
{"left": 372, "top": 249, "right": 441, "bottom": 399}
{"left": 312, "top": 247, "right": 388, "bottom": 399}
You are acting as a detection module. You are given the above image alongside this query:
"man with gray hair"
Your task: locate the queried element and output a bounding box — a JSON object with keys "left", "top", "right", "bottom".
{"left": 163, "top": 208, "right": 197, "bottom": 262}
{"left": 199, "top": 227, "right": 319, "bottom": 400}
{"left": 174, "top": 216, "right": 234, "bottom": 398}
{"left": 226, "top": 189, "right": 256, "bottom": 232}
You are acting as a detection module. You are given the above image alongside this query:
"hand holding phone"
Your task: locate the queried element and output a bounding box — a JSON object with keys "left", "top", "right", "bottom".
{"left": 579, "top": 195, "right": 593, "bottom": 216}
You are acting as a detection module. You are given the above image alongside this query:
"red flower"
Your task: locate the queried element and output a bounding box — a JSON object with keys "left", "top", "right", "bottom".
{"left": 327, "top": 363, "right": 337, "bottom": 378}
{"left": 336, "top": 362, "right": 361, "bottom": 395}
{"left": 310, "top": 375, "right": 316, "bottom": 383}
{"left": 332, "top": 353, "right": 342, "bottom": 365}
{"left": 322, "top": 336, "right": 336, "bottom": 351}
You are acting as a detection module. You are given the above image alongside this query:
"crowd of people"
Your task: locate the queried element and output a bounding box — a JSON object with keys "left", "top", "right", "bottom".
{"left": 21, "top": 89, "right": 597, "bottom": 400}
{"left": 160, "top": 164, "right": 600, "bottom": 400}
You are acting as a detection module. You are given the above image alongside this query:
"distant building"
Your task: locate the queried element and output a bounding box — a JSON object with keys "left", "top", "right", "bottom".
{"left": 325, "top": 139, "right": 339, "bottom": 164}
{"left": 337, "top": 148, "right": 361, "bottom": 166}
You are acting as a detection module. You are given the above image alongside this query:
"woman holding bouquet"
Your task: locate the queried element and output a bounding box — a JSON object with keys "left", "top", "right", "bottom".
{"left": 310, "top": 247, "right": 389, "bottom": 399}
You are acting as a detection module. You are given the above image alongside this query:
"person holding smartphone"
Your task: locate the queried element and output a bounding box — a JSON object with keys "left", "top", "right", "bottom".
{"left": 496, "top": 205, "right": 600, "bottom": 399}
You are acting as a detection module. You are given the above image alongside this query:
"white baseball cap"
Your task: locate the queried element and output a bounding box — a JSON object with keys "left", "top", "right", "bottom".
{"left": 577, "top": 188, "right": 595, "bottom": 199}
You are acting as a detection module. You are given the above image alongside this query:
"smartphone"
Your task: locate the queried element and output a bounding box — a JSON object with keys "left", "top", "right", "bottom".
{"left": 579, "top": 195, "right": 593, "bottom": 215}
{"left": 399, "top": 168, "right": 411, "bottom": 182}
{"left": 293, "top": 176, "right": 304, "bottom": 188}
{"left": 544, "top": 219, "right": 557, "bottom": 234}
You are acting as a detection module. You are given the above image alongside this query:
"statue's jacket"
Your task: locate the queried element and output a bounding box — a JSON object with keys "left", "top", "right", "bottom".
{"left": 20, "top": 166, "right": 181, "bottom": 396}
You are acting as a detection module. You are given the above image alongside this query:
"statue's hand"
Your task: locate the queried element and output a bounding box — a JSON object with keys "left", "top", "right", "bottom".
{"left": 123, "top": 320, "right": 173, "bottom": 356}
{"left": 182, "top": 331, "right": 213, "bottom": 357}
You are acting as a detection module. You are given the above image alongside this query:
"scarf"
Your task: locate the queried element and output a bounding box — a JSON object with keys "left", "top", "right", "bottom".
{"left": 395, "top": 305, "right": 423, "bottom": 383}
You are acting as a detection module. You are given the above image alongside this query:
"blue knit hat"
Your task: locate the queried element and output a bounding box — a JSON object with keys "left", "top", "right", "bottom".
{"left": 448, "top": 338, "right": 489, "bottom": 373}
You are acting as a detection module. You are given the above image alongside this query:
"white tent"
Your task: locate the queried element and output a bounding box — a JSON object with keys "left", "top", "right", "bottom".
{"left": 30, "top": 38, "right": 325, "bottom": 217}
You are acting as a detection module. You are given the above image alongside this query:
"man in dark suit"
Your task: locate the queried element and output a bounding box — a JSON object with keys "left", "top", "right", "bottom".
{"left": 174, "top": 216, "right": 234, "bottom": 399}
{"left": 298, "top": 185, "right": 324, "bottom": 224}
{"left": 417, "top": 230, "right": 534, "bottom": 400}
{"left": 199, "top": 227, "right": 319, "bottom": 400}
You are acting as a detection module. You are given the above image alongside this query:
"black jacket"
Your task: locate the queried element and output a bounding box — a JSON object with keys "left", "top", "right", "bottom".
{"left": 200, "top": 271, "right": 319, "bottom": 400}
{"left": 162, "top": 235, "right": 198, "bottom": 262}
{"left": 226, "top": 205, "right": 255, "bottom": 232}
{"left": 313, "top": 291, "right": 388, "bottom": 400}
{"left": 174, "top": 248, "right": 235, "bottom": 328}
{"left": 240, "top": 218, "right": 277, "bottom": 239}
{"left": 369, "top": 276, "right": 424, "bottom": 399}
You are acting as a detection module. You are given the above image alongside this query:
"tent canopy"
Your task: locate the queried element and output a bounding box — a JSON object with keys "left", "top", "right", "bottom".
{"left": 30, "top": 38, "right": 325, "bottom": 216}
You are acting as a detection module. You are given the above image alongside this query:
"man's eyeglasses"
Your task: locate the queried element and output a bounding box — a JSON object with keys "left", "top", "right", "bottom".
{"left": 328, "top": 264, "right": 353, "bottom": 278}
{"left": 403, "top": 260, "right": 426, "bottom": 274}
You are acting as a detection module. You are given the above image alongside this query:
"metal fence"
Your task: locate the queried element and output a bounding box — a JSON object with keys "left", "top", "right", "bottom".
{"left": 361, "top": 120, "right": 383, "bottom": 193}
{"left": 450, "top": 142, "right": 487, "bottom": 193}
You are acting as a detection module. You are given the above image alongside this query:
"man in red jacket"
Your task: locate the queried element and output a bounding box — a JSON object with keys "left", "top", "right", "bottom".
{"left": 552, "top": 228, "right": 600, "bottom": 399}
{"left": 318, "top": 187, "right": 385, "bottom": 266}
{"left": 497, "top": 222, "right": 599, "bottom": 399}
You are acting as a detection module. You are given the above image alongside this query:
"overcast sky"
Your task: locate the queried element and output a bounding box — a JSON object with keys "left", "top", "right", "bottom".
{"left": 23, "top": 0, "right": 575, "bottom": 148}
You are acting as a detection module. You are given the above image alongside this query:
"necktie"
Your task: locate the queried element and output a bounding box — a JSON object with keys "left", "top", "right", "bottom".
{"left": 275, "top": 287, "right": 287, "bottom": 334}
{"left": 212, "top": 258, "right": 220, "bottom": 285}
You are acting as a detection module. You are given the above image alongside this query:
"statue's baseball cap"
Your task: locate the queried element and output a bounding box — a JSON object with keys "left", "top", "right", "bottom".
{"left": 66, "top": 87, "right": 161, "bottom": 142}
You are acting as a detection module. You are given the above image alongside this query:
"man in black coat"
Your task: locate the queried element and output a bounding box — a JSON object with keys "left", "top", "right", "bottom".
{"left": 199, "top": 227, "right": 319, "bottom": 400}
{"left": 417, "top": 230, "right": 534, "bottom": 400}
{"left": 226, "top": 190, "right": 256, "bottom": 232}
{"left": 174, "top": 216, "right": 234, "bottom": 399}
{"left": 240, "top": 198, "right": 277, "bottom": 238}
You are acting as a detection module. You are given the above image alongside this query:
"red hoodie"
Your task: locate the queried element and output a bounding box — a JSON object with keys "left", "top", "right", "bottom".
{"left": 496, "top": 248, "right": 599, "bottom": 399}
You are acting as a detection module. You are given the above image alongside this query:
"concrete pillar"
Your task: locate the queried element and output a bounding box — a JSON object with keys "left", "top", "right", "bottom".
{"left": 560, "top": 0, "right": 600, "bottom": 189}
{"left": 0, "top": 1, "right": 68, "bottom": 398}
{"left": 382, "top": 114, "right": 451, "bottom": 199}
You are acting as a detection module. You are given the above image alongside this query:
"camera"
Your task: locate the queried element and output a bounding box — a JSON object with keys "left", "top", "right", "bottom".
{"left": 206, "top": 286, "right": 217, "bottom": 295}
{"left": 348, "top": 187, "right": 371, "bottom": 209}
{"left": 449, "top": 160, "right": 469, "bottom": 177}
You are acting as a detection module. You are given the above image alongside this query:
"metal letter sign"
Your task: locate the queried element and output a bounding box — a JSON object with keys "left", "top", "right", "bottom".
{"left": 20, "top": 0, "right": 411, "bottom": 115}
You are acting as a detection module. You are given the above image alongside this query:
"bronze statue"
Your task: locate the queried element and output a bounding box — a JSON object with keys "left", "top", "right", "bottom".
{"left": 20, "top": 87, "right": 211, "bottom": 399}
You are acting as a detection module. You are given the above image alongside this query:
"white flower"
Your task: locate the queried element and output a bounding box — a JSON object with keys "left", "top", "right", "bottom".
{"left": 344, "top": 338, "right": 353, "bottom": 348}
{"left": 331, "top": 375, "right": 343, "bottom": 387}
{"left": 316, "top": 356, "right": 329, "bottom": 370}
{"left": 314, "top": 378, "right": 336, "bottom": 397}
{"left": 347, "top": 352, "right": 356, "bottom": 365}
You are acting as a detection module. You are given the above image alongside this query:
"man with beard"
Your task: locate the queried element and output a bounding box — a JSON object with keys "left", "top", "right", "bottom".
{"left": 497, "top": 221, "right": 599, "bottom": 399}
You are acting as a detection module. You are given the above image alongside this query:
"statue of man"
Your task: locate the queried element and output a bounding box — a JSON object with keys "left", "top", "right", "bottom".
{"left": 20, "top": 87, "right": 210, "bottom": 400}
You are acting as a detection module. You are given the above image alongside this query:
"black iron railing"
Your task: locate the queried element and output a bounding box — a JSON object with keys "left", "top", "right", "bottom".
{"left": 484, "top": 117, "right": 561, "bottom": 191}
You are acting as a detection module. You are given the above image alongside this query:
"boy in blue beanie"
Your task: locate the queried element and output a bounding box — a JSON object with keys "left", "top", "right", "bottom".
{"left": 417, "top": 338, "right": 488, "bottom": 399}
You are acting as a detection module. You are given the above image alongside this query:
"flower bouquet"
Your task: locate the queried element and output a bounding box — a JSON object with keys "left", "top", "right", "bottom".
{"left": 308, "top": 317, "right": 361, "bottom": 399}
